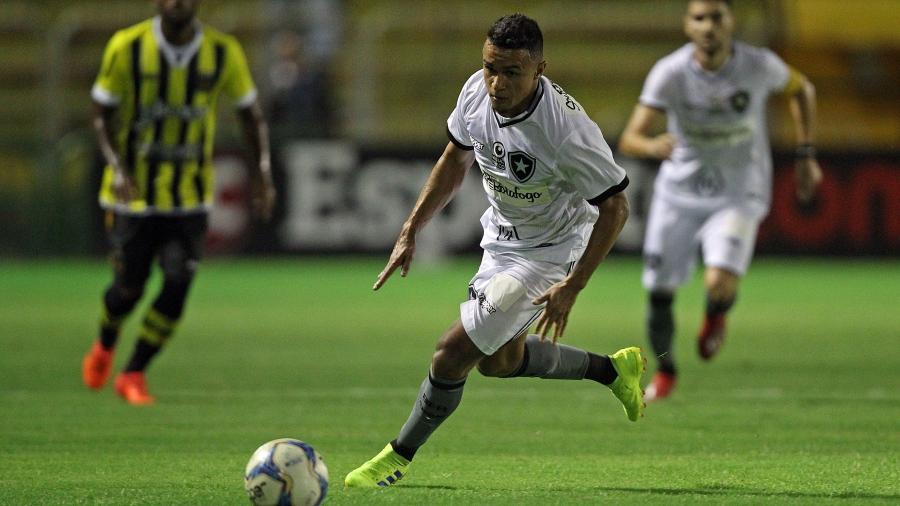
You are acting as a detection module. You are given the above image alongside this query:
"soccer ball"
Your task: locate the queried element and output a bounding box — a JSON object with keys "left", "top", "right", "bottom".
{"left": 244, "top": 438, "right": 329, "bottom": 506}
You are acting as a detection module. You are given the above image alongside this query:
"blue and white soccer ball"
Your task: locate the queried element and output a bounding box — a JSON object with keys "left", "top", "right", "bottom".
{"left": 244, "top": 438, "right": 329, "bottom": 506}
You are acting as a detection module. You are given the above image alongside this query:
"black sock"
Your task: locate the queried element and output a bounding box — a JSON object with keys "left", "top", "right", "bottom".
{"left": 123, "top": 340, "right": 161, "bottom": 372}
{"left": 390, "top": 439, "right": 417, "bottom": 461}
{"left": 99, "top": 327, "right": 119, "bottom": 350}
{"left": 584, "top": 353, "right": 617, "bottom": 385}
{"left": 648, "top": 291, "right": 676, "bottom": 375}
{"left": 658, "top": 360, "right": 677, "bottom": 376}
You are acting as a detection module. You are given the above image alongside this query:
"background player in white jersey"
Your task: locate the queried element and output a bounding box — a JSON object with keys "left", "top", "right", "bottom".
{"left": 619, "top": 0, "right": 822, "bottom": 401}
{"left": 345, "top": 14, "right": 645, "bottom": 489}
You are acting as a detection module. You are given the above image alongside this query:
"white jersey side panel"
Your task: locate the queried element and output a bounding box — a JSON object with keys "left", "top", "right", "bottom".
{"left": 639, "top": 42, "right": 790, "bottom": 213}
{"left": 448, "top": 71, "right": 628, "bottom": 263}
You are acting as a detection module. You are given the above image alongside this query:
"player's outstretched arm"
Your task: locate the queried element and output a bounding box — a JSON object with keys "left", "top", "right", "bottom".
{"left": 787, "top": 73, "right": 822, "bottom": 203}
{"left": 619, "top": 105, "right": 674, "bottom": 160}
{"left": 373, "top": 142, "right": 474, "bottom": 290}
{"left": 92, "top": 101, "right": 136, "bottom": 203}
{"left": 533, "top": 191, "right": 629, "bottom": 341}
{"left": 238, "top": 102, "right": 276, "bottom": 222}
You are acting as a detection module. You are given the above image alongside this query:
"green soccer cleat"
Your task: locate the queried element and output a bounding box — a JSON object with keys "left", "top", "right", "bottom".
{"left": 608, "top": 347, "right": 647, "bottom": 421}
{"left": 344, "top": 443, "right": 411, "bottom": 488}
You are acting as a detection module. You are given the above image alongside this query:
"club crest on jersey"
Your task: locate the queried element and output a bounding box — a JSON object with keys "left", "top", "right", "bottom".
{"left": 730, "top": 90, "right": 750, "bottom": 113}
{"left": 508, "top": 151, "right": 536, "bottom": 183}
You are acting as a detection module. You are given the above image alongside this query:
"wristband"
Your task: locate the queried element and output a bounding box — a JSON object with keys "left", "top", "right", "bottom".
{"left": 795, "top": 144, "right": 817, "bottom": 159}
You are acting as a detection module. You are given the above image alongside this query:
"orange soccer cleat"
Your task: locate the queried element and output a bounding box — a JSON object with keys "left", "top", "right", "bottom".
{"left": 82, "top": 342, "right": 114, "bottom": 389}
{"left": 697, "top": 314, "right": 726, "bottom": 361}
{"left": 114, "top": 371, "right": 156, "bottom": 405}
{"left": 643, "top": 371, "right": 676, "bottom": 401}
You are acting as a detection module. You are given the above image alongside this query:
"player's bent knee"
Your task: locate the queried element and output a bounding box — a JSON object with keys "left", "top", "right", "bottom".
{"left": 476, "top": 357, "right": 517, "bottom": 378}
{"left": 432, "top": 326, "right": 483, "bottom": 379}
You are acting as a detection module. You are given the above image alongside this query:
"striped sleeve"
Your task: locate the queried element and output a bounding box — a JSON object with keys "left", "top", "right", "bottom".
{"left": 222, "top": 37, "right": 257, "bottom": 108}
{"left": 92, "top": 32, "right": 130, "bottom": 106}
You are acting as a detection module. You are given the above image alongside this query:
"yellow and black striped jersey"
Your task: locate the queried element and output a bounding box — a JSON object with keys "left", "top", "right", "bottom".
{"left": 92, "top": 16, "right": 257, "bottom": 214}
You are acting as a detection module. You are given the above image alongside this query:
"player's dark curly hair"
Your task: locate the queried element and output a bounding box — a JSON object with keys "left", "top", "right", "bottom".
{"left": 486, "top": 13, "right": 543, "bottom": 60}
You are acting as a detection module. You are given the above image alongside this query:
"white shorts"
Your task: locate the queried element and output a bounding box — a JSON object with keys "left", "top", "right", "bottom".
{"left": 460, "top": 251, "right": 573, "bottom": 356}
{"left": 642, "top": 198, "right": 764, "bottom": 291}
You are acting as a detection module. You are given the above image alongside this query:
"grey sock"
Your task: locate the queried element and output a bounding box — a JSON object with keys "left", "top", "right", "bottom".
{"left": 395, "top": 372, "right": 466, "bottom": 452}
{"left": 648, "top": 292, "right": 676, "bottom": 374}
{"left": 509, "top": 334, "right": 589, "bottom": 380}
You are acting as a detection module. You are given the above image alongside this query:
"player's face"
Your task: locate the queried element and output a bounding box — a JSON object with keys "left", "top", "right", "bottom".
{"left": 482, "top": 40, "right": 546, "bottom": 117}
{"left": 154, "top": 0, "right": 200, "bottom": 26}
{"left": 684, "top": 1, "right": 734, "bottom": 55}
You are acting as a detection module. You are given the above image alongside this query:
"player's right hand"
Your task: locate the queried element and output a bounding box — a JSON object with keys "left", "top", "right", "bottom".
{"left": 794, "top": 157, "right": 822, "bottom": 204}
{"left": 373, "top": 232, "right": 416, "bottom": 290}
{"left": 111, "top": 169, "right": 138, "bottom": 203}
{"left": 650, "top": 133, "right": 676, "bottom": 159}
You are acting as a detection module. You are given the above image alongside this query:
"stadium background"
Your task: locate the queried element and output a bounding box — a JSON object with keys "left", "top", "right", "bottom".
{"left": 0, "top": 0, "right": 897, "bottom": 258}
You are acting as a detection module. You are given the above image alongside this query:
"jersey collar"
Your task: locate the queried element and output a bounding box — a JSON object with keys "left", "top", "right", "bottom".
{"left": 689, "top": 42, "right": 738, "bottom": 79}
{"left": 493, "top": 80, "right": 545, "bottom": 128}
{"left": 152, "top": 16, "right": 204, "bottom": 69}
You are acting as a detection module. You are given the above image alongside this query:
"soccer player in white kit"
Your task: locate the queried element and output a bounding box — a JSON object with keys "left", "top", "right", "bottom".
{"left": 345, "top": 14, "right": 646, "bottom": 489}
{"left": 619, "top": 0, "right": 822, "bottom": 401}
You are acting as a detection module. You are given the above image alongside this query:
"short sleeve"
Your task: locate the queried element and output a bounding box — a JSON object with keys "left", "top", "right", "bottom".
{"left": 222, "top": 39, "right": 258, "bottom": 108}
{"left": 446, "top": 75, "right": 476, "bottom": 149}
{"left": 558, "top": 124, "right": 628, "bottom": 201}
{"left": 638, "top": 59, "right": 675, "bottom": 111}
{"left": 760, "top": 48, "right": 791, "bottom": 93}
{"left": 92, "top": 32, "right": 130, "bottom": 106}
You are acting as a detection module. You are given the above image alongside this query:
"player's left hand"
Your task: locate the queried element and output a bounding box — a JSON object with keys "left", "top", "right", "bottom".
{"left": 794, "top": 157, "right": 822, "bottom": 204}
{"left": 252, "top": 171, "right": 277, "bottom": 222}
{"left": 374, "top": 230, "right": 416, "bottom": 291}
{"left": 532, "top": 280, "right": 581, "bottom": 342}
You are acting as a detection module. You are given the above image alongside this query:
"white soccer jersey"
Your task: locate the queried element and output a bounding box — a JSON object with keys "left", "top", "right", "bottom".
{"left": 640, "top": 41, "right": 791, "bottom": 213}
{"left": 448, "top": 71, "right": 628, "bottom": 264}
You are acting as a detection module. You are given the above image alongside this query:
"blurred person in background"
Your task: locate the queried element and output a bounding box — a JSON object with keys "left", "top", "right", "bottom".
{"left": 619, "top": 0, "right": 822, "bottom": 401}
{"left": 267, "top": 29, "right": 333, "bottom": 139}
{"left": 81, "top": 0, "right": 275, "bottom": 405}
{"left": 344, "top": 13, "right": 644, "bottom": 489}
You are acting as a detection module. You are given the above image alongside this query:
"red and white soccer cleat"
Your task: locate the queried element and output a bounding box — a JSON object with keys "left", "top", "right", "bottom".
{"left": 82, "top": 342, "right": 114, "bottom": 389}
{"left": 697, "top": 314, "right": 726, "bottom": 360}
{"left": 643, "top": 371, "right": 676, "bottom": 401}
{"left": 114, "top": 371, "right": 156, "bottom": 406}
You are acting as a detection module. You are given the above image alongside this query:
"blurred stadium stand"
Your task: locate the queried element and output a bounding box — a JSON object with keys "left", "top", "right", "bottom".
{"left": 0, "top": 0, "right": 897, "bottom": 256}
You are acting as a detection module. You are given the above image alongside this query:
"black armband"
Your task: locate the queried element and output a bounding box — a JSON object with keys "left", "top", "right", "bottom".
{"left": 795, "top": 144, "right": 817, "bottom": 159}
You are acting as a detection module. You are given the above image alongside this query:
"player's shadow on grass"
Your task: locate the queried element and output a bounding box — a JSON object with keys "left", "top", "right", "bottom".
{"left": 402, "top": 484, "right": 458, "bottom": 491}
{"left": 599, "top": 485, "right": 899, "bottom": 501}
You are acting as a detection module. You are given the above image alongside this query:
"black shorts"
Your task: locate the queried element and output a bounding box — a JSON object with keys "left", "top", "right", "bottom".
{"left": 107, "top": 212, "right": 209, "bottom": 287}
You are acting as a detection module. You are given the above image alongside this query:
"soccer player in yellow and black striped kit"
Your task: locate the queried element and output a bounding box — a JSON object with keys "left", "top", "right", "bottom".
{"left": 81, "top": 0, "right": 276, "bottom": 405}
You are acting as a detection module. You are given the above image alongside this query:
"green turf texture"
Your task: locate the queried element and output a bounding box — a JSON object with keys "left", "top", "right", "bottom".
{"left": 1, "top": 257, "right": 898, "bottom": 505}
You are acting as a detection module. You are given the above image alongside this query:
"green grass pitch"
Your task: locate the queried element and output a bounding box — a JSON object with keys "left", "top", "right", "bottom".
{"left": 1, "top": 256, "right": 898, "bottom": 505}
